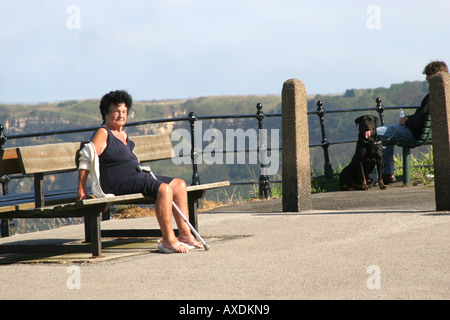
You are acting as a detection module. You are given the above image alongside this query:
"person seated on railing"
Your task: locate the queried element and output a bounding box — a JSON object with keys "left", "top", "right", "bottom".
{"left": 76, "top": 90, "right": 203, "bottom": 253}
{"left": 371, "top": 60, "right": 448, "bottom": 184}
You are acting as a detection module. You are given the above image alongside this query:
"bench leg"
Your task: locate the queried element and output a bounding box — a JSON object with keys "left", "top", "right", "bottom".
{"left": 84, "top": 216, "right": 91, "bottom": 243}
{"left": 102, "top": 205, "right": 111, "bottom": 221}
{"left": 188, "top": 198, "right": 199, "bottom": 232}
{"left": 0, "top": 219, "right": 15, "bottom": 237}
{"left": 402, "top": 147, "right": 411, "bottom": 186}
{"left": 84, "top": 212, "right": 103, "bottom": 258}
{"left": 90, "top": 212, "right": 102, "bottom": 258}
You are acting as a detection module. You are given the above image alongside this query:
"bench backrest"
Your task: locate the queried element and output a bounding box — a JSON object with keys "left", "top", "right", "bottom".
{"left": 17, "top": 142, "right": 84, "bottom": 174}
{"left": 3, "top": 134, "right": 174, "bottom": 175}
{"left": 0, "top": 134, "right": 174, "bottom": 207}
{"left": 416, "top": 114, "right": 432, "bottom": 145}
{"left": 132, "top": 134, "right": 174, "bottom": 162}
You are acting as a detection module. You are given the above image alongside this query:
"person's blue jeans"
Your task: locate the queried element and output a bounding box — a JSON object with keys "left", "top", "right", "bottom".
{"left": 369, "top": 124, "right": 415, "bottom": 180}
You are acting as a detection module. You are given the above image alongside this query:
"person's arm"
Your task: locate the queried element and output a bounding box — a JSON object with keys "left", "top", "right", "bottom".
{"left": 91, "top": 127, "right": 108, "bottom": 156}
{"left": 77, "top": 169, "right": 89, "bottom": 200}
{"left": 405, "top": 94, "right": 429, "bottom": 129}
{"left": 76, "top": 128, "right": 109, "bottom": 200}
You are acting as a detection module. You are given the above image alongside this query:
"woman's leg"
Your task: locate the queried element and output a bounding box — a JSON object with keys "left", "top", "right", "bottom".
{"left": 155, "top": 183, "right": 188, "bottom": 253}
{"left": 169, "top": 178, "right": 203, "bottom": 248}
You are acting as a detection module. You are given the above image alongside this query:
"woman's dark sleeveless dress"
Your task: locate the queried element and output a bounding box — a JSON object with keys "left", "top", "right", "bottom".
{"left": 98, "top": 126, "right": 173, "bottom": 197}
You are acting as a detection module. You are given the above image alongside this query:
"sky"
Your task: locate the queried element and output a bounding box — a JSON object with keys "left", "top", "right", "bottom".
{"left": 0, "top": 0, "right": 449, "bottom": 103}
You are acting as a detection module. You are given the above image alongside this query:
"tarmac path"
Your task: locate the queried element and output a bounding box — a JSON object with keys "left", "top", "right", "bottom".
{"left": 0, "top": 185, "right": 448, "bottom": 300}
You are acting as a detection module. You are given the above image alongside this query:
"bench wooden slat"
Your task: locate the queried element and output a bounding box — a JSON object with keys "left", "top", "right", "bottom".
{"left": 17, "top": 142, "right": 83, "bottom": 174}
{"left": 73, "top": 181, "right": 230, "bottom": 207}
{"left": 187, "top": 181, "right": 230, "bottom": 192}
{"left": 76, "top": 193, "right": 147, "bottom": 206}
{"left": 0, "top": 205, "right": 16, "bottom": 214}
{"left": 132, "top": 134, "right": 174, "bottom": 162}
{"left": 1, "top": 206, "right": 104, "bottom": 219}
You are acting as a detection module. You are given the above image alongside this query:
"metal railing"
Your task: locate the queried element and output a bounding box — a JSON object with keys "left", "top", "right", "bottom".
{"left": 0, "top": 97, "right": 422, "bottom": 199}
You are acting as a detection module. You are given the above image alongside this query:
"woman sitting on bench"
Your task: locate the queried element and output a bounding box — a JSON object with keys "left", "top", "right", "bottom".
{"left": 76, "top": 90, "right": 202, "bottom": 253}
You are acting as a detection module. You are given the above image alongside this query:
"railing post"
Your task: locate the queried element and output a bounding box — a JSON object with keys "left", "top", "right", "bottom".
{"left": 0, "top": 124, "right": 15, "bottom": 237}
{"left": 316, "top": 101, "right": 333, "bottom": 179}
{"left": 281, "top": 79, "right": 312, "bottom": 212}
{"left": 188, "top": 112, "right": 201, "bottom": 185}
{"left": 375, "top": 97, "right": 385, "bottom": 126}
{"left": 256, "top": 103, "right": 271, "bottom": 199}
{"left": 0, "top": 124, "right": 9, "bottom": 194}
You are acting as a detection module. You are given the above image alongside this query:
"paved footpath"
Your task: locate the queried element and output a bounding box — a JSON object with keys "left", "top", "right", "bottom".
{"left": 0, "top": 185, "right": 448, "bottom": 300}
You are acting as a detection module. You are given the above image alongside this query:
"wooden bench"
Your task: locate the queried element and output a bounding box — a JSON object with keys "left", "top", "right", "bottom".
{"left": 0, "top": 134, "right": 229, "bottom": 257}
{"left": 383, "top": 114, "right": 432, "bottom": 185}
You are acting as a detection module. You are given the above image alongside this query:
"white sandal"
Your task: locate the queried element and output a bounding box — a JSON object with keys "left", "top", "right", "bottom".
{"left": 157, "top": 240, "right": 189, "bottom": 254}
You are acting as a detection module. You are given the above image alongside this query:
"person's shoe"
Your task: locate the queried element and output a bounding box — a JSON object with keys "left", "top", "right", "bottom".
{"left": 382, "top": 174, "right": 396, "bottom": 184}
{"left": 157, "top": 240, "right": 189, "bottom": 254}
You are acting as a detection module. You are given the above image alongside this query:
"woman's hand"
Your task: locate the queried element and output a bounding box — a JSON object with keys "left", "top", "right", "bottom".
{"left": 76, "top": 187, "right": 88, "bottom": 201}
{"left": 77, "top": 169, "right": 89, "bottom": 201}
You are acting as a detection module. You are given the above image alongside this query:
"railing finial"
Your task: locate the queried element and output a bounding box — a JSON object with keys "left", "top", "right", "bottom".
{"left": 375, "top": 97, "right": 385, "bottom": 126}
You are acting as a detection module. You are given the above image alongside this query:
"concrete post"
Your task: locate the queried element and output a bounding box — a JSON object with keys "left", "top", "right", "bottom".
{"left": 429, "top": 71, "right": 450, "bottom": 211}
{"left": 281, "top": 79, "right": 312, "bottom": 212}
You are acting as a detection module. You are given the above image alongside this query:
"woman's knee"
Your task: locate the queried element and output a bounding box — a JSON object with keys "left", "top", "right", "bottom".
{"left": 169, "top": 179, "right": 187, "bottom": 204}
{"left": 157, "top": 183, "right": 173, "bottom": 200}
{"left": 171, "top": 178, "right": 187, "bottom": 193}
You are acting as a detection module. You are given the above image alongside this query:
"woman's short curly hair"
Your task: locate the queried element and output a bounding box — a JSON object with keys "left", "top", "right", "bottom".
{"left": 99, "top": 90, "right": 133, "bottom": 124}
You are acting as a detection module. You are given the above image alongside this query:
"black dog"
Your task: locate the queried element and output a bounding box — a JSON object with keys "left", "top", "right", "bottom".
{"left": 340, "top": 115, "right": 386, "bottom": 191}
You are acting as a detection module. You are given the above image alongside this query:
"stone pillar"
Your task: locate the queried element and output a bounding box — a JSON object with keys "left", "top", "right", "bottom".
{"left": 281, "top": 79, "right": 312, "bottom": 212}
{"left": 429, "top": 71, "right": 450, "bottom": 211}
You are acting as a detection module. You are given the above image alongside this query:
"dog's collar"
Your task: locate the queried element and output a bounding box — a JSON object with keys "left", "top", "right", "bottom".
{"left": 359, "top": 138, "right": 382, "bottom": 145}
